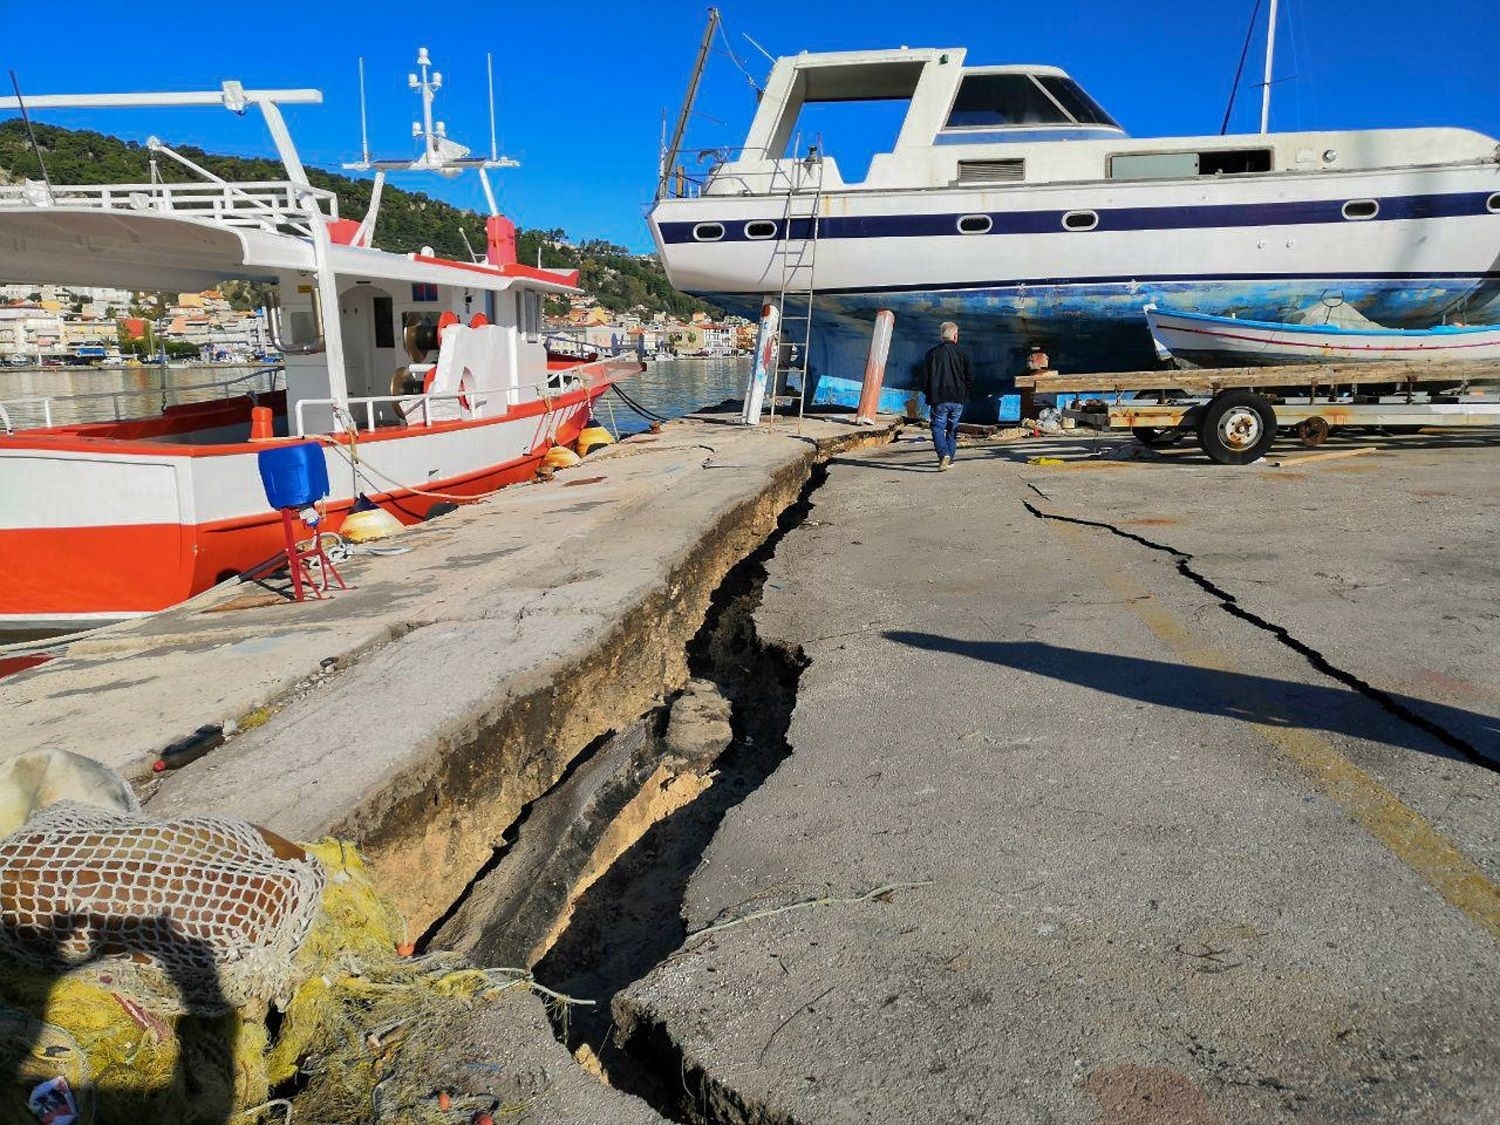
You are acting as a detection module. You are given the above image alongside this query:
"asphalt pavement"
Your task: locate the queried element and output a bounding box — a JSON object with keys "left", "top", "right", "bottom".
{"left": 617, "top": 429, "right": 1500, "bottom": 1123}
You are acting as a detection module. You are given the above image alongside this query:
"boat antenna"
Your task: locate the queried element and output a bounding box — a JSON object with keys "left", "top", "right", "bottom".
{"left": 742, "top": 32, "right": 776, "bottom": 66}
{"left": 357, "top": 57, "right": 371, "bottom": 166}
{"left": 7, "top": 71, "right": 54, "bottom": 203}
{"left": 487, "top": 52, "right": 499, "bottom": 162}
{"left": 1260, "top": 0, "right": 1279, "bottom": 133}
{"left": 658, "top": 7, "right": 721, "bottom": 200}
{"left": 1220, "top": 0, "right": 1262, "bottom": 134}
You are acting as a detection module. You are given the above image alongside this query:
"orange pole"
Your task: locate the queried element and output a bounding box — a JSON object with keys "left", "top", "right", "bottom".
{"left": 856, "top": 309, "right": 895, "bottom": 425}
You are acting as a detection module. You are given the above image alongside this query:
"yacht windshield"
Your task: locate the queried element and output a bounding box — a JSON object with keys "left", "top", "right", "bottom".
{"left": 945, "top": 73, "right": 1120, "bottom": 130}
{"left": 947, "top": 75, "right": 1069, "bottom": 127}
{"left": 1035, "top": 76, "right": 1119, "bottom": 128}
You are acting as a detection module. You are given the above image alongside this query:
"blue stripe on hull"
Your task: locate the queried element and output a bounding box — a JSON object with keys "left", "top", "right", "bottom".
{"left": 659, "top": 190, "right": 1499, "bottom": 244}
{"left": 704, "top": 276, "right": 1499, "bottom": 424}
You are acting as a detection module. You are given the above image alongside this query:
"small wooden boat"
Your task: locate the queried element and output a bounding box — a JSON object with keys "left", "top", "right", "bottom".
{"left": 1144, "top": 306, "right": 1500, "bottom": 367}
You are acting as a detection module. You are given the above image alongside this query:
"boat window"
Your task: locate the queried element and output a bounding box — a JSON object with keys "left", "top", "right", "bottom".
{"left": 957, "top": 214, "right": 992, "bottom": 234}
{"left": 744, "top": 220, "right": 778, "bottom": 240}
{"left": 693, "top": 222, "right": 725, "bottom": 242}
{"left": 1110, "top": 149, "right": 1271, "bottom": 179}
{"left": 1342, "top": 199, "right": 1379, "bottom": 220}
{"left": 373, "top": 296, "right": 395, "bottom": 349}
{"left": 411, "top": 283, "right": 439, "bottom": 302}
{"left": 1062, "top": 210, "right": 1099, "bottom": 232}
{"left": 946, "top": 74, "right": 1071, "bottom": 128}
{"left": 519, "top": 291, "right": 543, "bottom": 343}
{"left": 1034, "top": 76, "right": 1119, "bottom": 128}
{"left": 1200, "top": 149, "right": 1272, "bottom": 175}
{"left": 1487, "top": 192, "right": 1500, "bottom": 214}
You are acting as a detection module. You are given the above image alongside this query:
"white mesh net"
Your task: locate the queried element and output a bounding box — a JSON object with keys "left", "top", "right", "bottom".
{"left": 0, "top": 802, "right": 326, "bottom": 1013}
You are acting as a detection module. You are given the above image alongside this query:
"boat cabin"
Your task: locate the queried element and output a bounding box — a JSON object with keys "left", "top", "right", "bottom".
{"left": 687, "top": 47, "right": 1497, "bottom": 196}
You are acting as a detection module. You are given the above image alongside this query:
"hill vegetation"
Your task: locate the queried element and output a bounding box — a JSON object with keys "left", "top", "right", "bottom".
{"left": 0, "top": 120, "right": 715, "bottom": 318}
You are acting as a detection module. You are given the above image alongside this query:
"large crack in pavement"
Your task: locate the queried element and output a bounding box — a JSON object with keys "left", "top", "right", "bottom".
{"left": 1021, "top": 497, "right": 1495, "bottom": 773}
{"left": 530, "top": 467, "right": 827, "bottom": 1124}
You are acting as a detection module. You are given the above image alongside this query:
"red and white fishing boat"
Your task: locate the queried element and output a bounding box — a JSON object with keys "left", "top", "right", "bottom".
{"left": 0, "top": 52, "right": 639, "bottom": 631}
{"left": 1145, "top": 305, "right": 1500, "bottom": 368}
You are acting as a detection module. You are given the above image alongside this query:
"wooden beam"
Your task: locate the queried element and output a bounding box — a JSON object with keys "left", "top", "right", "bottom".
{"left": 1016, "top": 358, "right": 1498, "bottom": 395}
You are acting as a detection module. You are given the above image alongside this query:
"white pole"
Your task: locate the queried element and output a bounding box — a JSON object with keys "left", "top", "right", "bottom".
{"left": 1260, "top": 0, "right": 1279, "bottom": 134}
{"left": 487, "top": 53, "right": 499, "bottom": 162}
{"left": 357, "top": 57, "right": 370, "bottom": 165}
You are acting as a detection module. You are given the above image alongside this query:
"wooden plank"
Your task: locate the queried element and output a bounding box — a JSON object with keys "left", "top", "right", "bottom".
{"left": 1016, "top": 358, "right": 1500, "bottom": 394}
{"left": 1268, "top": 447, "right": 1379, "bottom": 468}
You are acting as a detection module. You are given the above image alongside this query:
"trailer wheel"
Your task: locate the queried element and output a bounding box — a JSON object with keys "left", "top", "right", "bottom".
{"left": 1197, "top": 390, "right": 1278, "bottom": 465}
{"left": 1131, "top": 426, "right": 1185, "bottom": 448}
{"left": 1296, "top": 416, "right": 1330, "bottom": 448}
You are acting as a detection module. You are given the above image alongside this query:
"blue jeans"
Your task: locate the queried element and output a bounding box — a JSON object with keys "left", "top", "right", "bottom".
{"left": 930, "top": 401, "right": 963, "bottom": 461}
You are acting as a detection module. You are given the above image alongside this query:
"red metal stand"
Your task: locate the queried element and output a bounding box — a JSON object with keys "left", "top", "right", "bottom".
{"left": 278, "top": 508, "right": 347, "bottom": 601}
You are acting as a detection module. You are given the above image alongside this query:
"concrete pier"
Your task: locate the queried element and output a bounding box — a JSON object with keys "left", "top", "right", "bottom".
{"left": 2, "top": 411, "right": 897, "bottom": 930}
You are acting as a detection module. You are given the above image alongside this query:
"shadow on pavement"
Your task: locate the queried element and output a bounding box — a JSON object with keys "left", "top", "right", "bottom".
{"left": 883, "top": 634, "right": 1498, "bottom": 765}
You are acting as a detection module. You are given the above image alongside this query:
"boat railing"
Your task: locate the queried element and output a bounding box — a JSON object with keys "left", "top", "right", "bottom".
{"left": 0, "top": 366, "right": 283, "bottom": 432}
{"left": 294, "top": 371, "right": 591, "bottom": 438}
{"left": 0, "top": 181, "right": 339, "bottom": 234}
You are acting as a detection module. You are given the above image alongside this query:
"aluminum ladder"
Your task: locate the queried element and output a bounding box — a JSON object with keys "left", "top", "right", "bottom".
{"left": 768, "top": 152, "right": 824, "bottom": 424}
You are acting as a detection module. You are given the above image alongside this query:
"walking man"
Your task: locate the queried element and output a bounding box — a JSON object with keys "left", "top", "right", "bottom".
{"left": 921, "top": 321, "right": 973, "bottom": 470}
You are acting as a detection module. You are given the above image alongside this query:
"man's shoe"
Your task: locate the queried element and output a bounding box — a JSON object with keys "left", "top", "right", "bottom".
{"left": 938, "top": 456, "right": 951, "bottom": 471}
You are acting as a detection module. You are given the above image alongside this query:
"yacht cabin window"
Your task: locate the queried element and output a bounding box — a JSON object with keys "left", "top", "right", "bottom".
{"left": 945, "top": 74, "right": 1120, "bottom": 130}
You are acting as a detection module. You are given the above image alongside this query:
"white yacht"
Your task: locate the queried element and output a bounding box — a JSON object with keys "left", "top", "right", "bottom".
{"left": 649, "top": 45, "right": 1500, "bottom": 419}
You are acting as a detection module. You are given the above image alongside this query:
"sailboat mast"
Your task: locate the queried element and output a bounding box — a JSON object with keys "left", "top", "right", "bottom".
{"left": 1259, "top": 0, "right": 1279, "bottom": 133}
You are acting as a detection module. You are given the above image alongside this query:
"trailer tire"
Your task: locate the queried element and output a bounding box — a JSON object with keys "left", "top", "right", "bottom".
{"left": 1197, "top": 390, "right": 1278, "bottom": 465}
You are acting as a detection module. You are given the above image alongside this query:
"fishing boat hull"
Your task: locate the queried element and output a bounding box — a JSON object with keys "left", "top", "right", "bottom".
{"left": 1143, "top": 306, "right": 1500, "bottom": 367}
{"left": 0, "top": 368, "right": 623, "bottom": 630}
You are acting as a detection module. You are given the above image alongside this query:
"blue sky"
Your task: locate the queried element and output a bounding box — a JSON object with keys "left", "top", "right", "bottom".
{"left": 2, "top": 0, "right": 1495, "bottom": 252}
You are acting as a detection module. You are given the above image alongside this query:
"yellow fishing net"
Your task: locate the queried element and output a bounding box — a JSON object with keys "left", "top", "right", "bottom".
{"left": 0, "top": 807, "right": 531, "bottom": 1124}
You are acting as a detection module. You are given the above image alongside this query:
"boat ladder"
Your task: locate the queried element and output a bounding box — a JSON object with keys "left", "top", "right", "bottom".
{"left": 769, "top": 152, "right": 824, "bottom": 424}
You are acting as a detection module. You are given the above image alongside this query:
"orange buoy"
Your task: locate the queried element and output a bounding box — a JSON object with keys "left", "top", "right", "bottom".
{"left": 469, "top": 312, "right": 490, "bottom": 328}
{"left": 437, "top": 310, "right": 461, "bottom": 339}
{"left": 542, "top": 445, "right": 582, "bottom": 469}
{"left": 249, "top": 405, "right": 275, "bottom": 442}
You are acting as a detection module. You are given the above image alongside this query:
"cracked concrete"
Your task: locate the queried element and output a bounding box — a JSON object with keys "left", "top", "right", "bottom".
{"left": 614, "top": 430, "right": 1500, "bottom": 1123}
{"left": 2, "top": 412, "right": 898, "bottom": 933}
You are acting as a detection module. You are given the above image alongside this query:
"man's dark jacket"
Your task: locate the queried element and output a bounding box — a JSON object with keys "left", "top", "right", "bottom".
{"left": 921, "top": 341, "right": 974, "bottom": 405}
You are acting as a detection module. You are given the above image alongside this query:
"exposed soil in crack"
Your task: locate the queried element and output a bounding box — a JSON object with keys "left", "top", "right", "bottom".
{"left": 529, "top": 467, "right": 827, "bottom": 1124}
{"left": 1022, "top": 499, "right": 1494, "bottom": 772}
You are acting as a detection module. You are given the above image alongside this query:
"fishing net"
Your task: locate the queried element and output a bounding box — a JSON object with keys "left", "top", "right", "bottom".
{"left": 0, "top": 802, "right": 326, "bottom": 1014}
{"left": 0, "top": 806, "right": 553, "bottom": 1124}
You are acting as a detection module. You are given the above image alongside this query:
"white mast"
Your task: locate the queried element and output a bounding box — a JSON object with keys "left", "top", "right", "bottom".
{"left": 1259, "top": 0, "right": 1279, "bottom": 134}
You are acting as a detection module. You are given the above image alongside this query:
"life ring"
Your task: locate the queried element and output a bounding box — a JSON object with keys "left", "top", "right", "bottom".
{"left": 437, "top": 310, "right": 461, "bottom": 340}
{"left": 469, "top": 312, "right": 490, "bottom": 328}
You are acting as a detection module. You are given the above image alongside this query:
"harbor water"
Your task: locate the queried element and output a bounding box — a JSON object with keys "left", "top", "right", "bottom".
{"left": 0, "top": 357, "right": 751, "bottom": 434}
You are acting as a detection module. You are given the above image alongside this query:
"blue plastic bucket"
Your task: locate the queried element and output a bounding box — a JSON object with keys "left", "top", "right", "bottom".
{"left": 257, "top": 443, "right": 330, "bottom": 510}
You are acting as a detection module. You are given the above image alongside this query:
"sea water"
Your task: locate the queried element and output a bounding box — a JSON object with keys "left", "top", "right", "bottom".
{"left": 0, "top": 357, "right": 750, "bottom": 434}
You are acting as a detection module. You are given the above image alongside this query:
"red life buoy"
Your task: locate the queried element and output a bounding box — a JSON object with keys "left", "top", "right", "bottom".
{"left": 469, "top": 312, "right": 490, "bottom": 328}
{"left": 437, "top": 310, "right": 461, "bottom": 339}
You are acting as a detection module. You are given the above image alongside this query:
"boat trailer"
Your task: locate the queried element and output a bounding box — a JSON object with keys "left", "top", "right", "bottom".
{"left": 1017, "top": 359, "right": 1500, "bottom": 464}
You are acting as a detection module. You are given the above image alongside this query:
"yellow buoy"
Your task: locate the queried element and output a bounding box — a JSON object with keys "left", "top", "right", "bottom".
{"left": 576, "top": 425, "right": 615, "bottom": 456}
{"left": 341, "top": 507, "right": 404, "bottom": 543}
{"left": 542, "top": 445, "right": 582, "bottom": 469}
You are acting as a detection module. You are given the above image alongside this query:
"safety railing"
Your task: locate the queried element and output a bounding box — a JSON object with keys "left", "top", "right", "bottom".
{"left": 293, "top": 370, "right": 591, "bottom": 438}
{"left": 0, "top": 181, "right": 338, "bottom": 234}
{"left": 0, "top": 366, "right": 283, "bottom": 431}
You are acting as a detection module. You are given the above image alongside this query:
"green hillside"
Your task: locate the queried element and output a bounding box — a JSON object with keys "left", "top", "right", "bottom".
{"left": 0, "top": 120, "right": 715, "bottom": 318}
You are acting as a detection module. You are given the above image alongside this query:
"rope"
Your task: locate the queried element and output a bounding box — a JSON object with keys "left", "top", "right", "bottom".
{"left": 610, "top": 382, "right": 668, "bottom": 422}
